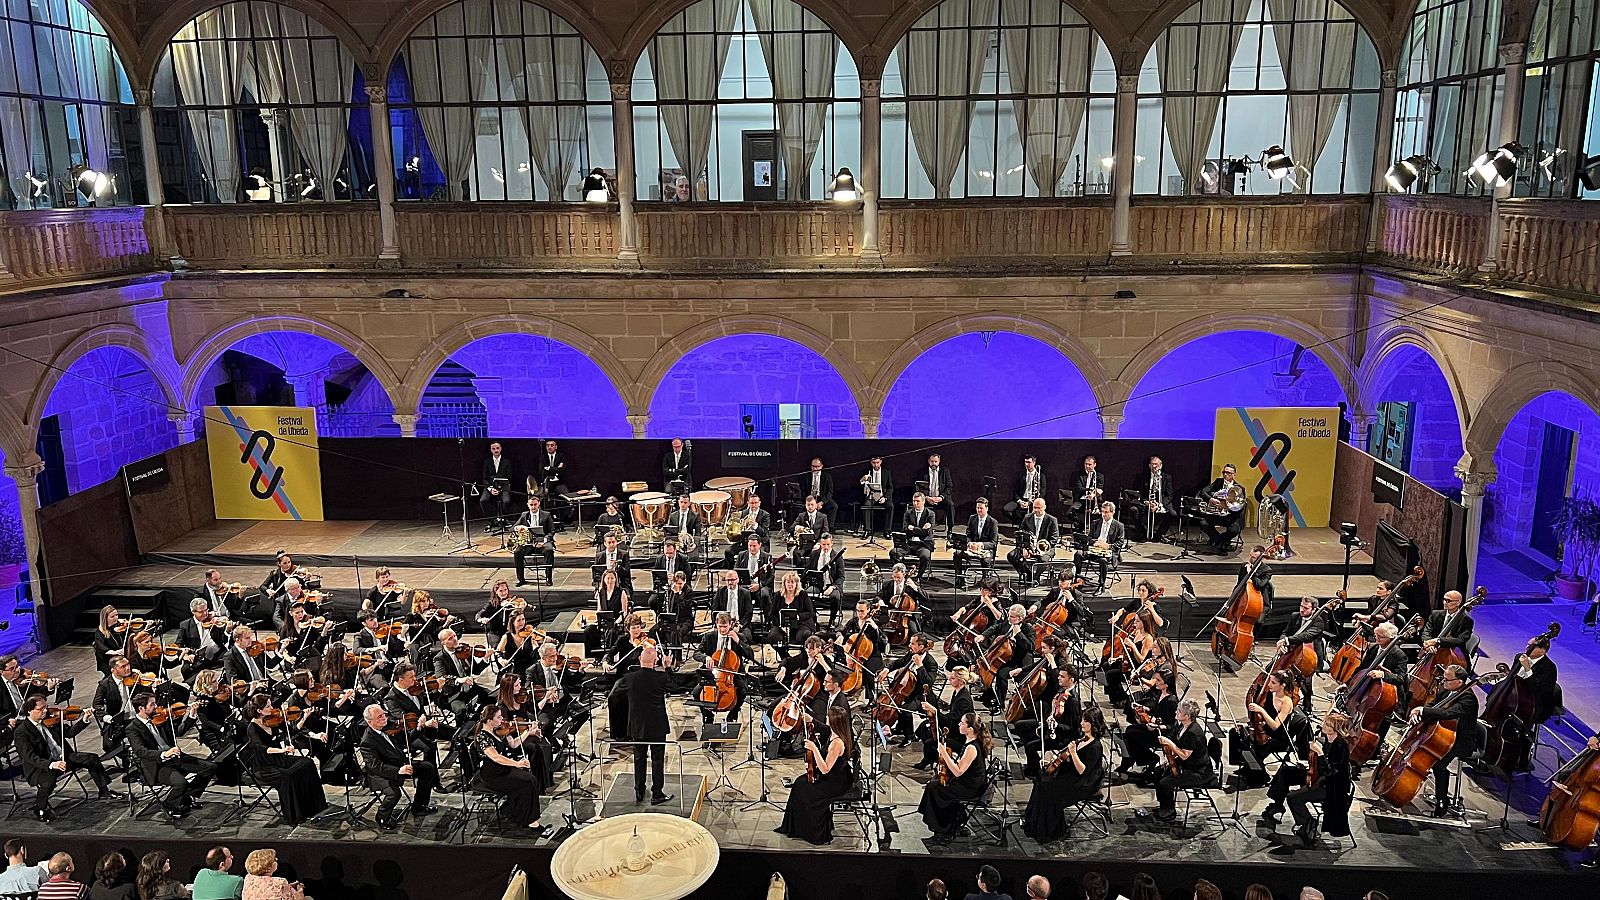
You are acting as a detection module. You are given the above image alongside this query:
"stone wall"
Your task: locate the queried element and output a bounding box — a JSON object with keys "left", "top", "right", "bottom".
{"left": 40, "top": 347, "right": 177, "bottom": 496}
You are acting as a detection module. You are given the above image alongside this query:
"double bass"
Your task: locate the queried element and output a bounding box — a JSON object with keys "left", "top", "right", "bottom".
{"left": 1371, "top": 668, "right": 1507, "bottom": 806}
{"left": 1538, "top": 733, "right": 1600, "bottom": 851}
{"left": 1340, "top": 614, "right": 1424, "bottom": 766}
{"left": 1329, "top": 566, "right": 1424, "bottom": 684}
{"left": 1480, "top": 621, "right": 1560, "bottom": 771}
{"left": 1212, "top": 556, "right": 1266, "bottom": 665}
{"left": 1407, "top": 586, "right": 1487, "bottom": 708}
{"left": 1277, "top": 592, "right": 1345, "bottom": 678}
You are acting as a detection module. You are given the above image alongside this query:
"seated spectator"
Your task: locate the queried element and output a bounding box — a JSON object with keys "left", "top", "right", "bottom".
{"left": 1131, "top": 874, "right": 1161, "bottom": 900}
{"left": 1026, "top": 877, "right": 1050, "bottom": 900}
{"left": 242, "top": 850, "right": 309, "bottom": 900}
{"left": 136, "top": 851, "right": 188, "bottom": 900}
{"left": 1080, "top": 872, "right": 1110, "bottom": 900}
{"left": 1298, "top": 891, "right": 1323, "bottom": 900}
{"left": 192, "top": 848, "right": 244, "bottom": 900}
{"left": 1246, "top": 887, "right": 1273, "bottom": 900}
{"left": 965, "top": 866, "right": 1011, "bottom": 900}
{"left": 39, "top": 853, "right": 87, "bottom": 900}
{"left": 0, "top": 839, "right": 44, "bottom": 894}
{"left": 1193, "top": 881, "right": 1222, "bottom": 900}
{"left": 88, "top": 852, "right": 137, "bottom": 900}
{"left": 928, "top": 880, "right": 948, "bottom": 900}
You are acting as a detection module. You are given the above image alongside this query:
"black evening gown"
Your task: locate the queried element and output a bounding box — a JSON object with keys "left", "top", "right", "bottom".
{"left": 776, "top": 749, "right": 856, "bottom": 845}
{"left": 469, "top": 731, "right": 541, "bottom": 825}
{"left": 918, "top": 749, "right": 989, "bottom": 834}
{"left": 1023, "top": 739, "right": 1104, "bottom": 842}
{"left": 246, "top": 722, "right": 328, "bottom": 824}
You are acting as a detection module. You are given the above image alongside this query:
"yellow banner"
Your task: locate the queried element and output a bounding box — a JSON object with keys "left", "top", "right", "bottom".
{"left": 205, "top": 405, "right": 324, "bottom": 521}
{"left": 1211, "top": 407, "right": 1339, "bottom": 529}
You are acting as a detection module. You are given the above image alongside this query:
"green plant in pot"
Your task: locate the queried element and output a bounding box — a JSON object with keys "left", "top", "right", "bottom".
{"left": 1550, "top": 494, "right": 1600, "bottom": 602}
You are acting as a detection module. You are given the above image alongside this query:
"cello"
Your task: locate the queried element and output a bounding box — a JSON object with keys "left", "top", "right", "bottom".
{"left": 1372, "top": 668, "right": 1507, "bottom": 807}
{"left": 1030, "top": 578, "right": 1087, "bottom": 652}
{"left": 880, "top": 586, "right": 919, "bottom": 649}
{"left": 1538, "top": 733, "right": 1600, "bottom": 852}
{"left": 873, "top": 663, "right": 922, "bottom": 727}
{"left": 1340, "top": 614, "right": 1425, "bottom": 766}
{"left": 975, "top": 623, "right": 1020, "bottom": 688}
{"left": 771, "top": 667, "right": 823, "bottom": 732}
{"left": 944, "top": 595, "right": 1000, "bottom": 663}
{"left": 1277, "top": 592, "right": 1345, "bottom": 678}
{"left": 1329, "top": 566, "right": 1424, "bottom": 684}
{"left": 1406, "top": 586, "right": 1487, "bottom": 708}
{"left": 1212, "top": 555, "right": 1267, "bottom": 666}
{"left": 1103, "top": 587, "right": 1162, "bottom": 666}
{"left": 1003, "top": 655, "right": 1053, "bottom": 724}
{"left": 698, "top": 640, "right": 742, "bottom": 713}
{"left": 1480, "top": 621, "right": 1560, "bottom": 771}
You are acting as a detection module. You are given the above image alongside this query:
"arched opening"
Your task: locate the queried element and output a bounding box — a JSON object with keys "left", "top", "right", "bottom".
{"left": 1480, "top": 390, "right": 1600, "bottom": 594}
{"left": 879, "top": 331, "right": 1100, "bottom": 437}
{"left": 647, "top": 334, "right": 862, "bottom": 438}
{"left": 38, "top": 347, "right": 178, "bottom": 498}
{"left": 1120, "top": 330, "right": 1347, "bottom": 439}
{"left": 1364, "top": 344, "right": 1465, "bottom": 494}
{"left": 418, "top": 334, "right": 629, "bottom": 437}
{"left": 192, "top": 331, "right": 397, "bottom": 436}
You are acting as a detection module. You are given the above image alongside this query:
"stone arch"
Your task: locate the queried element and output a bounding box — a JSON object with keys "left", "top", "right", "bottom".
{"left": 1114, "top": 313, "right": 1359, "bottom": 410}
{"left": 1358, "top": 325, "right": 1470, "bottom": 431}
{"left": 1464, "top": 360, "right": 1600, "bottom": 462}
{"left": 372, "top": 0, "right": 617, "bottom": 84}
{"left": 180, "top": 315, "right": 404, "bottom": 414}
{"left": 870, "top": 0, "right": 1128, "bottom": 78}
{"left": 866, "top": 313, "right": 1113, "bottom": 415}
{"left": 0, "top": 397, "right": 35, "bottom": 469}
{"left": 619, "top": 0, "right": 870, "bottom": 78}
{"left": 400, "top": 315, "right": 634, "bottom": 414}
{"left": 1127, "top": 0, "right": 1400, "bottom": 73}
{"left": 637, "top": 316, "right": 869, "bottom": 418}
{"left": 134, "top": 0, "right": 373, "bottom": 88}
{"left": 64, "top": 0, "right": 143, "bottom": 87}
{"left": 25, "top": 325, "right": 181, "bottom": 436}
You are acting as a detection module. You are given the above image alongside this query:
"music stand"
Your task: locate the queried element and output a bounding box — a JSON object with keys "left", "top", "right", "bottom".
{"left": 697, "top": 721, "right": 745, "bottom": 800}
{"left": 428, "top": 492, "right": 459, "bottom": 545}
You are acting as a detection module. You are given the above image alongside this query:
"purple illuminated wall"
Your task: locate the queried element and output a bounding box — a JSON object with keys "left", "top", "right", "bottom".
{"left": 1119, "top": 331, "right": 1348, "bottom": 439}
{"left": 0, "top": 453, "right": 22, "bottom": 630}
{"left": 647, "top": 335, "right": 863, "bottom": 438}
{"left": 880, "top": 332, "right": 1100, "bottom": 438}
{"left": 1366, "top": 345, "right": 1465, "bottom": 492}
{"left": 432, "top": 335, "right": 630, "bottom": 437}
{"left": 194, "top": 332, "right": 396, "bottom": 436}
{"left": 41, "top": 347, "right": 177, "bottom": 495}
{"left": 1484, "top": 391, "right": 1600, "bottom": 554}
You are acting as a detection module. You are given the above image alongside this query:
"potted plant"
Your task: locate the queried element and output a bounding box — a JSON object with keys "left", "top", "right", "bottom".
{"left": 1550, "top": 494, "right": 1600, "bottom": 601}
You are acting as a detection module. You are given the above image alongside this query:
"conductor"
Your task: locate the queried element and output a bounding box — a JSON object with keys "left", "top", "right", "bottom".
{"left": 625, "top": 645, "right": 676, "bottom": 806}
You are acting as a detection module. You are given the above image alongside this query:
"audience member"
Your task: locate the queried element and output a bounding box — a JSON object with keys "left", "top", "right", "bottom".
{"left": 1193, "top": 881, "right": 1222, "bottom": 900}
{"left": 38, "top": 853, "right": 87, "bottom": 900}
{"left": 87, "top": 852, "right": 136, "bottom": 900}
{"left": 1297, "top": 890, "right": 1323, "bottom": 900}
{"left": 135, "top": 851, "right": 188, "bottom": 900}
{"left": 1130, "top": 873, "right": 1162, "bottom": 900}
{"left": 928, "top": 880, "right": 949, "bottom": 900}
{"left": 1245, "top": 886, "right": 1274, "bottom": 900}
{"left": 0, "top": 839, "right": 44, "bottom": 894}
{"left": 242, "top": 850, "right": 308, "bottom": 900}
{"left": 1026, "top": 877, "right": 1050, "bottom": 900}
{"left": 966, "top": 866, "right": 1011, "bottom": 900}
{"left": 1362, "top": 893, "right": 1388, "bottom": 900}
{"left": 1080, "top": 872, "right": 1110, "bottom": 900}
{"left": 192, "top": 848, "right": 244, "bottom": 900}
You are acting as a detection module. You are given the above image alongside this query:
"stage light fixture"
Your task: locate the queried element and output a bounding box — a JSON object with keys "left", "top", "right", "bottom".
{"left": 583, "top": 167, "right": 610, "bottom": 202}
{"left": 828, "top": 167, "right": 858, "bottom": 202}
{"left": 1261, "top": 145, "right": 1295, "bottom": 180}
{"left": 1470, "top": 142, "right": 1524, "bottom": 187}
{"left": 1384, "top": 155, "right": 1439, "bottom": 192}
{"left": 1576, "top": 154, "right": 1600, "bottom": 192}
{"left": 1539, "top": 147, "right": 1568, "bottom": 181}
{"left": 69, "top": 164, "right": 111, "bottom": 203}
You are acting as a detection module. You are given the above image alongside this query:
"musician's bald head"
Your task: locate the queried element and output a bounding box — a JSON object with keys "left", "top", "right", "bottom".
{"left": 639, "top": 645, "right": 659, "bottom": 668}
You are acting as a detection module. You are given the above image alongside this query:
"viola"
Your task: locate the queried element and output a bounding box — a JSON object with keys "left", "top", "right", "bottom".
{"left": 1339, "top": 614, "right": 1425, "bottom": 766}
{"left": 247, "top": 635, "right": 282, "bottom": 657}
{"left": 1406, "top": 586, "right": 1487, "bottom": 708}
{"left": 1538, "top": 732, "right": 1600, "bottom": 851}
{"left": 1481, "top": 621, "right": 1561, "bottom": 771}
{"left": 1212, "top": 557, "right": 1266, "bottom": 665}
{"left": 1372, "top": 668, "right": 1508, "bottom": 806}
{"left": 1329, "top": 566, "right": 1424, "bottom": 684}
{"left": 148, "top": 703, "right": 190, "bottom": 725}
{"left": 260, "top": 706, "right": 306, "bottom": 728}
{"left": 41, "top": 705, "right": 84, "bottom": 727}
{"left": 803, "top": 718, "right": 818, "bottom": 784}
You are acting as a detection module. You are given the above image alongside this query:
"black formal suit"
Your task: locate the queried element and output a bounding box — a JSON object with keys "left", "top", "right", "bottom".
{"left": 126, "top": 714, "right": 216, "bottom": 813}
{"left": 795, "top": 508, "right": 830, "bottom": 539}
{"left": 882, "top": 649, "right": 941, "bottom": 738}
{"left": 175, "top": 617, "right": 228, "bottom": 663}
{"left": 1005, "top": 468, "right": 1048, "bottom": 524}
{"left": 723, "top": 509, "right": 772, "bottom": 565}
{"left": 92, "top": 675, "right": 134, "bottom": 750}
{"left": 382, "top": 687, "right": 442, "bottom": 763}
{"left": 649, "top": 550, "right": 695, "bottom": 592}
{"left": 593, "top": 545, "right": 633, "bottom": 591}
{"left": 533, "top": 449, "right": 570, "bottom": 501}
{"left": 1419, "top": 687, "right": 1480, "bottom": 803}
{"left": 529, "top": 660, "right": 586, "bottom": 732}
{"left": 802, "top": 546, "right": 846, "bottom": 624}
{"left": 1198, "top": 477, "right": 1246, "bottom": 549}
{"left": 1070, "top": 469, "right": 1107, "bottom": 521}
{"left": 664, "top": 507, "right": 702, "bottom": 537}
{"left": 223, "top": 644, "right": 276, "bottom": 686}
{"left": 980, "top": 619, "right": 1036, "bottom": 705}
{"left": 513, "top": 508, "right": 558, "bottom": 585}
{"left": 1008, "top": 512, "right": 1060, "bottom": 580}
{"left": 1282, "top": 609, "right": 1333, "bottom": 658}
{"left": 798, "top": 471, "right": 838, "bottom": 525}
{"left": 898, "top": 506, "right": 936, "bottom": 578}
{"left": 625, "top": 665, "right": 673, "bottom": 799}
{"left": 1133, "top": 469, "right": 1176, "bottom": 539}
{"left": 1423, "top": 608, "right": 1476, "bottom": 649}
{"left": 859, "top": 466, "right": 894, "bottom": 535}
{"left": 430, "top": 646, "right": 490, "bottom": 719}
{"left": 0, "top": 676, "right": 47, "bottom": 748}
{"left": 662, "top": 448, "right": 693, "bottom": 492}
{"left": 875, "top": 579, "right": 927, "bottom": 611}
{"left": 1359, "top": 640, "right": 1410, "bottom": 684}
{"left": 16, "top": 716, "right": 110, "bottom": 811}
{"left": 1237, "top": 560, "right": 1275, "bottom": 609}
{"left": 199, "top": 581, "right": 248, "bottom": 620}
{"left": 919, "top": 465, "right": 955, "bottom": 529}
{"left": 359, "top": 724, "right": 439, "bottom": 821}
{"left": 734, "top": 550, "right": 775, "bottom": 609}
{"left": 1519, "top": 655, "right": 1559, "bottom": 723}
{"left": 709, "top": 585, "right": 756, "bottom": 641}
{"left": 955, "top": 513, "right": 1000, "bottom": 583}
{"left": 1012, "top": 683, "right": 1078, "bottom": 773}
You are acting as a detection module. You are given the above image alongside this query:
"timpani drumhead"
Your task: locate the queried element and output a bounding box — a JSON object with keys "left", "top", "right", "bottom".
{"left": 689, "top": 489, "right": 731, "bottom": 525}
{"left": 705, "top": 476, "right": 756, "bottom": 508}
{"left": 550, "top": 813, "right": 719, "bottom": 900}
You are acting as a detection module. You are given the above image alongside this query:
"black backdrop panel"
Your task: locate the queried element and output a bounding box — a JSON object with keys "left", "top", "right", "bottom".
{"left": 319, "top": 438, "right": 1215, "bottom": 521}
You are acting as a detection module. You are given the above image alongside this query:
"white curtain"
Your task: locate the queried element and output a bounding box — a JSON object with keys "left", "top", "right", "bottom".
{"left": 243, "top": 4, "right": 355, "bottom": 195}
{"left": 55, "top": 29, "right": 117, "bottom": 174}
{"left": 1154, "top": 0, "right": 1252, "bottom": 193}
{"left": 406, "top": 0, "right": 494, "bottom": 200}
{"left": 648, "top": 0, "right": 739, "bottom": 190}
{"left": 498, "top": 1, "right": 587, "bottom": 200}
{"left": 1266, "top": 0, "right": 1354, "bottom": 192}
{"left": 748, "top": 0, "right": 838, "bottom": 199}
{"left": 898, "top": 0, "right": 996, "bottom": 198}
{"left": 1000, "top": 0, "right": 1090, "bottom": 196}
{"left": 170, "top": 5, "right": 250, "bottom": 201}
{"left": 0, "top": 98, "right": 38, "bottom": 208}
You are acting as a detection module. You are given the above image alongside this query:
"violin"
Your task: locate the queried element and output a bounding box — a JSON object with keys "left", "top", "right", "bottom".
{"left": 515, "top": 625, "right": 549, "bottom": 643}
{"left": 454, "top": 644, "right": 496, "bottom": 661}
{"left": 1329, "top": 566, "right": 1423, "bottom": 684}
{"left": 112, "top": 618, "right": 155, "bottom": 634}
{"left": 1372, "top": 668, "right": 1508, "bottom": 806}
{"left": 492, "top": 719, "right": 541, "bottom": 738}
{"left": 247, "top": 635, "right": 282, "bottom": 657}
{"left": 41, "top": 705, "right": 84, "bottom": 727}
{"left": 1539, "top": 732, "right": 1600, "bottom": 851}
{"left": 305, "top": 684, "right": 346, "bottom": 703}
{"left": 1212, "top": 556, "right": 1266, "bottom": 665}
{"left": 374, "top": 619, "right": 408, "bottom": 640}
{"left": 405, "top": 675, "right": 449, "bottom": 696}
{"left": 1481, "top": 621, "right": 1561, "bottom": 771}
{"left": 148, "top": 703, "right": 191, "bottom": 725}
{"left": 260, "top": 706, "right": 306, "bottom": 728}
{"left": 803, "top": 717, "right": 818, "bottom": 784}
{"left": 119, "top": 671, "right": 161, "bottom": 688}
{"left": 1407, "top": 586, "right": 1487, "bottom": 708}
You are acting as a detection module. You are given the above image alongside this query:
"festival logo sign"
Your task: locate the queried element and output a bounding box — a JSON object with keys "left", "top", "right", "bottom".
{"left": 1212, "top": 407, "right": 1339, "bottom": 529}
{"left": 204, "top": 406, "right": 324, "bottom": 521}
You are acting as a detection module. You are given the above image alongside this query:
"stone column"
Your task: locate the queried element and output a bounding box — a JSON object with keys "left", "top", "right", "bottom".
{"left": 1366, "top": 70, "right": 1398, "bottom": 254}
{"left": 1348, "top": 411, "right": 1376, "bottom": 449}
{"left": 6, "top": 461, "right": 47, "bottom": 624}
{"left": 1109, "top": 74, "right": 1139, "bottom": 257}
{"left": 1479, "top": 42, "right": 1526, "bottom": 273}
{"left": 611, "top": 81, "right": 642, "bottom": 267}
{"left": 861, "top": 414, "right": 881, "bottom": 440}
{"left": 259, "top": 108, "right": 286, "bottom": 202}
{"left": 135, "top": 90, "right": 184, "bottom": 268}
{"left": 627, "top": 414, "right": 650, "bottom": 440}
{"left": 0, "top": 223, "right": 10, "bottom": 278}
{"left": 286, "top": 370, "right": 328, "bottom": 410}
{"left": 391, "top": 414, "right": 419, "bottom": 438}
{"left": 167, "top": 410, "right": 197, "bottom": 444}
{"left": 859, "top": 79, "right": 883, "bottom": 266}
{"left": 367, "top": 84, "right": 402, "bottom": 264}
{"left": 1455, "top": 467, "right": 1496, "bottom": 589}
{"left": 1099, "top": 413, "right": 1125, "bottom": 440}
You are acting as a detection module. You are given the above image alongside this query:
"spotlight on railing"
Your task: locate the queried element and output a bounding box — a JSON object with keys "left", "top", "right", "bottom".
{"left": 1261, "top": 145, "right": 1297, "bottom": 185}
{"left": 828, "top": 167, "right": 859, "bottom": 202}
{"left": 1384, "top": 155, "right": 1440, "bottom": 192}
{"left": 1469, "top": 142, "right": 1525, "bottom": 188}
